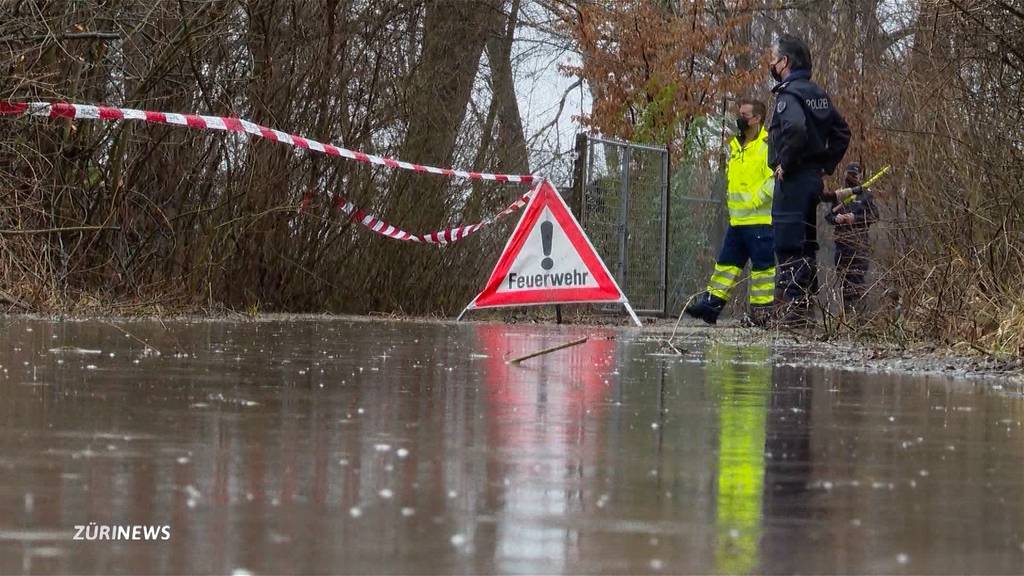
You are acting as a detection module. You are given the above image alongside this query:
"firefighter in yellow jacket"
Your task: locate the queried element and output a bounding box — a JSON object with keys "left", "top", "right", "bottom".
{"left": 686, "top": 98, "right": 776, "bottom": 326}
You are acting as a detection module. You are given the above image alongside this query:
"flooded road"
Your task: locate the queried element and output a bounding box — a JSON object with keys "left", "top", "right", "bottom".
{"left": 1, "top": 317, "right": 1022, "bottom": 574}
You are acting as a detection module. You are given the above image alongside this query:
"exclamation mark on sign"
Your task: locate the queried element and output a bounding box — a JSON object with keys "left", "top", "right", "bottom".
{"left": 541, "top": 221, "right": 554, "bottom": 270}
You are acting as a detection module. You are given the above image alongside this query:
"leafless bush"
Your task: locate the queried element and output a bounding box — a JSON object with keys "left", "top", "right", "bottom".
{"left": 0, "top": 0, "right": 530, "bottom": 315}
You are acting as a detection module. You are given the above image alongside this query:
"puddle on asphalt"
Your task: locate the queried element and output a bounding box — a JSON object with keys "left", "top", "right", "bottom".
{"left": 0, "top": 318, "right": 1021, "bottom": 574}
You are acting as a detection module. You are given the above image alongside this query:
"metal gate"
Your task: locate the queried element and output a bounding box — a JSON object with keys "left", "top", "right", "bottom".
{"left": 577, "top": 136, "right": 669, "bottom": 315}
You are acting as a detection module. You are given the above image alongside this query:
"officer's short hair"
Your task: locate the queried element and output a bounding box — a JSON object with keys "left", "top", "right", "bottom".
{"left": 775, "top": 34, "right": 813, "bottom": 73}
{"left": 739, "top": 98, "right": 766, "bottom": 124}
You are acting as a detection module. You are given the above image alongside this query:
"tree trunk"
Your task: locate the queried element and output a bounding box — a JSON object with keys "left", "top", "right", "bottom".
{"left": 487, "top": 0, "right": 529, "bottom": 176}
{"left": 385, "top": 0, "right": 504, "bottom": 226}
{"left": 466, "top": 0, "right": 528, "bottom": 220}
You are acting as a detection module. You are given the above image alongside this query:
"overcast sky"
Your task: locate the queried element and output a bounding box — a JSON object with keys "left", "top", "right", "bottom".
{"left": 510, "top": 13, "right": 590, "bottom": 185}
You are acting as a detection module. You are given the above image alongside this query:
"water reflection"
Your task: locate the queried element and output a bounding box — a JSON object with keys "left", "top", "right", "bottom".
{"left": 0, "top": 319, "right": 1021, "bottom": 574}
{"left": 476, "top": 324, "right": 616, "bottom": 573}
{"left": 760, "top": 363, "right": 816, "bottom": 574}
{"left": 706, "top": 343, "right": 770, "bottom": 574}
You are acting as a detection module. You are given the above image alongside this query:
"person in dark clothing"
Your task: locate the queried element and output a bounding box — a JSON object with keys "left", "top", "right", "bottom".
{"left": 825, "top": 162, "right": 879, "bottom": 314}
{"left": 767, "top": 35, "right": 853, "bottom": 327}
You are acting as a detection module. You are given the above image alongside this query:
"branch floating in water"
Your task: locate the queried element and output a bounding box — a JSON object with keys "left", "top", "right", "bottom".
{"left": 508, "top": 337, "right": 588, "bottom": 364}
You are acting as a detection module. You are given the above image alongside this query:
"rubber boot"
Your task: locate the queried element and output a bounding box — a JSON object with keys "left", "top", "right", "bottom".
{"left": 684, "top": 292, "right": 727, "bottom": 325}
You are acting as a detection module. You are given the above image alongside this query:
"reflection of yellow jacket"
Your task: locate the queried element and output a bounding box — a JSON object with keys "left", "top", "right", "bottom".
{"left": 727, "top": 127, "right": 774, "bottom": 226}
{"left": 707, "top": 343, "right": 770, "bottom": 575}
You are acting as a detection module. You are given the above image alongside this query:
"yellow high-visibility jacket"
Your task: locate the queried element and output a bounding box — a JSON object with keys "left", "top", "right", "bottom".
{"left": 726, "top": 127, "right": 774, "bottom": 226}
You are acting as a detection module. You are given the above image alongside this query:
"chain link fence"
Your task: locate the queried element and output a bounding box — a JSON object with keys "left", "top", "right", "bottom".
{"left": 579, "top": 137, "right": 668, "bottom": 314}
{"left": 577, "top": 135, "right": 728, "bottom": 317}
{"left": 666, "top": 156, "right": 728, "bottom": 316}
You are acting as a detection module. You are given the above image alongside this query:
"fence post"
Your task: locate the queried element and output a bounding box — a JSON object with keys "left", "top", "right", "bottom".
{"left": 660, "top": 145, "right": 670, "bottom": 317}
{"left": 570, "top": 133, "right": 588, "bottom": 217}
{"left": 618, "top": 145, "right": 631, "bottom": 287}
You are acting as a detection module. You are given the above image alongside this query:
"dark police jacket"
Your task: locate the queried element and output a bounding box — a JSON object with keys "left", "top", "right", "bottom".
{"left": 825, "top": 187, "right": 879, "bottom": 251}
{"left": 768, "top": 69, "right": 851, "bottom": 176}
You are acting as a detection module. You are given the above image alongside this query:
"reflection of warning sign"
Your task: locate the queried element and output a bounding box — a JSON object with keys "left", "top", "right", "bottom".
{"left": 460, "top": 180, "right": 640, "bottom": 325}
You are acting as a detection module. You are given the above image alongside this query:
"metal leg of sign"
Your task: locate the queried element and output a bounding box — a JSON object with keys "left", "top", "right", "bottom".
{"left": 456, "top": 305, "right": 471, "bottom": 322}
{"left": 623, "top": 301, "right": 643, "bottom": 327}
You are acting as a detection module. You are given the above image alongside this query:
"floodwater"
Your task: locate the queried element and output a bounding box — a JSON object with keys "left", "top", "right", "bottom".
{"left": 1, "top": 317, "right": 1022, "bottom": 575}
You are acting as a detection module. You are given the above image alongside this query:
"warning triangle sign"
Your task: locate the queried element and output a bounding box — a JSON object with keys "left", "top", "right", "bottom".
{"left": 462, "top": 180, "right": 640, "bottom": 325}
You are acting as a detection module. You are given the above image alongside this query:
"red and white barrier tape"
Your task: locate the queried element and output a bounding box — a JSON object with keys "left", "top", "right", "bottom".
{"left": 0, "top": 101, "right": 537, "bottom": 184}
{"left": 335, "top": 184, "right": 536, "bottom": 244}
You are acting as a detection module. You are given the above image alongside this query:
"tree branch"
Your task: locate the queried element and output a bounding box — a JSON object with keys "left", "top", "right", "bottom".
{"left": 0, "top": 32, "right": 121, "bottom": 43}
{"left": 527, "top": 78, "right": 582, "bottom": 148}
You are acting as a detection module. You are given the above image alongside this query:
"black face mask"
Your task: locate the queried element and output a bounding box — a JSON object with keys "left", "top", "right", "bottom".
{"left": 769, "top": 59, "right": 784, "bottom": 82}
{"left": 736, "top": 116, "right": 750, "bottom": 133}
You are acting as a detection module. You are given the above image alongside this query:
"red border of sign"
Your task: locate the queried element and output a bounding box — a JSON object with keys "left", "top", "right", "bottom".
{"left": 469, "top": 181, "right": 625, "bottom": 308}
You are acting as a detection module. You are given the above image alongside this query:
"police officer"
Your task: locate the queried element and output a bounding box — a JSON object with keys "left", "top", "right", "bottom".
{"left": 767, "top": 34, "right": 853, "bottom": 327}
{"left": 825, "top": 162, "right": 879, "bottom": 314}
{"left": 686, "top": 98, "right": 775, "bottom": 326}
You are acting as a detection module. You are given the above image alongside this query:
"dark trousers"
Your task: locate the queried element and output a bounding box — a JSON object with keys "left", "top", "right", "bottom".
{"left": 718, "top": 225, "right": 775, "bottom": 270}
{"left": 709, "top": 224, "right": 775, "bottom": 306}
{"left": 771, "top": 169, "right": 823, "bottom": 308}
{"left": 835, "top": 242, "right": 869, "bottom": 307}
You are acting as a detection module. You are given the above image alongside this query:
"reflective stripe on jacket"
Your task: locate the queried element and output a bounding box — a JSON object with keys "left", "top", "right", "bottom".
{"left": 727, "top": 127, "right": 774, "bottom": 226}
